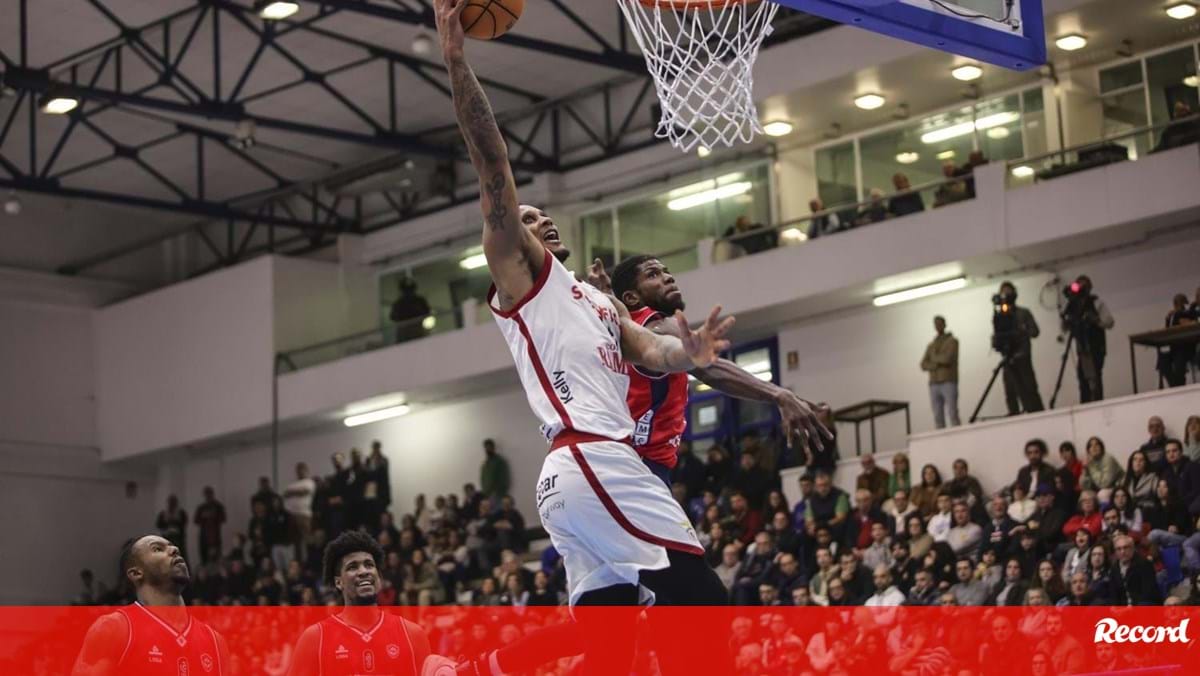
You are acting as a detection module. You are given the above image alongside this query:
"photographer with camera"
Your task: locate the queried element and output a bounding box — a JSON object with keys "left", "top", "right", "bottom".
{"left": 1061, "top": 275, "right": 1114, "bottom": 403}
{"left": 993, "top": 281, "right": 1044, "bottom": 416}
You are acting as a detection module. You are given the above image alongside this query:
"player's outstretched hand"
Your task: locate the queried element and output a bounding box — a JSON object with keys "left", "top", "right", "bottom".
{"left": 777, "top": 394, "right": 833, "bottom": 453}
{"left": 421, "top": 654, "right": 458, "bottom": 676}
{"left": 434, "top": 0, "right": 466, "bottom": 59}
{"left": 677, "top": 305, "right": 734, "bottom": 368}
{"left": 587, "top": 258, "right": 613, "bottom": 295}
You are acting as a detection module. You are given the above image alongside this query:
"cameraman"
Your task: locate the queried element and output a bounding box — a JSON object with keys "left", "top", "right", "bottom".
{"left": 994, "top": 281, "right": 1044, "bottom": 415}
{"left": 1062, "top": 275, "right": 1114, "bottom": 403}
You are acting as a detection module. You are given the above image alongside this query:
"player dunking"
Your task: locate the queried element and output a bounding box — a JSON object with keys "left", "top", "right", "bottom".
{"left": 286, "top": 531, "right": 433, "bottom": 676}
{"left": 435, "top": 0, "right": 734, "bottom": 672}
{"left": 71, "top": 535, "right": 230, "bottom": 676}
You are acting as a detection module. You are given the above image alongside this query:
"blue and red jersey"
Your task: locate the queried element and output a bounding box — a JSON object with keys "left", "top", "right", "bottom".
{"left": 625, "top": 306, "right": 689, "bottom": 469}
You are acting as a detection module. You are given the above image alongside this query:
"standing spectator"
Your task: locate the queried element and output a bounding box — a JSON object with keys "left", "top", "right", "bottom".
{"left": 806, "top": 198, "right": 841, "bottom": 239}
{"left": 1185, "top": 416, "right": 1200, "bottom": 462}
{"left": 723, "top": 214, "right": 777, "bottom": 255}
{"left": 325, "top": 452, "right": 352, "bottom": 536}
{"left": 1112, "top": 534, "right": 1163, "bottom": 605}
{"left": 1140, "top": 415, "right": 1170, "bottom": 466}
{"left": 346, "top": 449, "right": 368, "bottom": 530}
{"left": 920, "top": 316, "right": 960, "bottom": 429}
{"left": 855, "top": 454, "right": 890, "bottom": 506}
{"left": 932, "top": 162, "right": 968, "bottom": 207}
{"left": 888, "top": 173, "right": 925, "bottom": 217}
{"left": 283, "top": 462, "right": 315, "bottom": 564}
{"left": 252, "top": 476, "right": 282, "bottom": 514}
{"left": 1163, "top": 293, "right": 1197, "bottom": 387}
{"left": 480, "top": 438, "right": 511, "bottom": 502}
{"left": 855, "top": 188, "right": 889, "bottom": 225}
{"left": 1080, "top": 436, "right": 1124, "bottom": 504}
{"left": 911, "top": 464, "right": 943, "bottom": 517}
{"left": 1015, "top": 439, "right": 1055, "bottom": 497}
{"left": 390, "top": 277, "right": 432, "bottom": 343}
{"left": 156, "top": 495, "right": 188, "bottom": 563}
{"left": 1155, "top": 100, "right": 1200, "bottom": 151}
{"left": 1065, "top": 275, "right": 1114, "bottom": 403}
{"left": 956, "top": 150, "right": 989, "bottom": 198}
{"left": 996, "top": 281, "right": 1045, "bottom": 415}
{"left": 362, "top": 441, "right": 392, "bottom": 530}
{"left": 193, "top": 486, "right": 226, "bottom": 565}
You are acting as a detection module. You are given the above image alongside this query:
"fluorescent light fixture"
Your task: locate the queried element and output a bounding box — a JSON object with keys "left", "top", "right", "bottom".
{"left": 895, "top": 151, "right": 920, "bottom": 164}
{"left": 421, "top": 315, "right": 437, "bottom": 331}
{"left": 697, "top": 146, "right": 711, "bottom": 158}
{"left": 1166, "top": 2, "right": 1198, "bottom": 20}
{"left": 936, "top": 149, "right": 957, "bottom": 160}
{"left": 41, "top": 97, "right": 78, "bottom": 114}
{"left": 1055, "top": 34, "right": 1087, "bottom": 51}
{"left": 951, "top": 64, "right": 983, "bottom": 81}
{"left": 257, "top": 1, "right": 299, "bottom": 20}
{"left": 986, "top": 126, "right": 1010, "bottom": 139}
{"left": 854, "top": 93, "right": 886, "bottom": 110}
{"left": 763, "top": 120, "right": 794, "bottom": 137}
{"left": 343, "top": 404, "right": 410, "bottom": 427}
{"left": 667, "top": 181, "right": 752, "bottom": 211}
{"left": 780, "top": 227, "right": 807, "bottom": 242}
{"left": 920, "top": 111, "right": 1019, "bottom": 144}
{"left": 741, "top": 360, "right": 772, "bottom": 375}
{"left": 1011, "top": 165, "right": 1035, "bottom": 178}
{"left": 873, "top": 277, "right": 967, "bottom": 307}
{"left": 459, "top": 253, "right": 488, "bottom": 270}
{"left": 1184, "top": 75, "right": 1199, "bottom": 88}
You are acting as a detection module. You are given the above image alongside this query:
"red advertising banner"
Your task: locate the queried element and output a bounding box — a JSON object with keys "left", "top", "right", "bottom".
{"left": 1, "top": 606, "right": 1196, "bottom": 675}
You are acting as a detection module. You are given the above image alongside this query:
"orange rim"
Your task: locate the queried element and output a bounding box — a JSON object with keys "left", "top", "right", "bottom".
{"left": 634, "top": 0, "right": 758, "bottom": 8}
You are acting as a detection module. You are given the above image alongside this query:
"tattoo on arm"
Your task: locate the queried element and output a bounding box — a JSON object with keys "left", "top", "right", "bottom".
{"left": 448, "top": 55, "right": 508, "bottom": 171}
{"left": 483, "top": 173, "right": 509, "bottom": 232}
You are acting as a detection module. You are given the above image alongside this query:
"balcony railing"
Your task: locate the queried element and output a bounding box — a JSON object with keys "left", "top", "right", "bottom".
{"left": 277, "top": 306, "right": 462, "bottom": 373}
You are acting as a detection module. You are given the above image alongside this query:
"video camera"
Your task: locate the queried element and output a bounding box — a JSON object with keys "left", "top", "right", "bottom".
{"left": 1061, "top": 281, "right": 1096, "bottom": 328}
{"left": 991, "top": 292, "right": 1017, "bottom": 355}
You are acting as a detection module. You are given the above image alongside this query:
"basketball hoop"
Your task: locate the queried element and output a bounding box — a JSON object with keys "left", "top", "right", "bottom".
{"left": 617, "top": 0, "right": 779, "bottom": 153}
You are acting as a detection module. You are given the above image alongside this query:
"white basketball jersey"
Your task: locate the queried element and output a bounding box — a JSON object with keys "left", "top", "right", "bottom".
{"left": 488, "top": 249, "right": 635, "bottom": 442}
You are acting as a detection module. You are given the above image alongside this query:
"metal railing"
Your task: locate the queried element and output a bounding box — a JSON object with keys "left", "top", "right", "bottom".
{"left": 1006, "top": 114, "right": 1200, "bottom": 187}
{"left": 277, "top": 306, "right": 463, "bottom": 373}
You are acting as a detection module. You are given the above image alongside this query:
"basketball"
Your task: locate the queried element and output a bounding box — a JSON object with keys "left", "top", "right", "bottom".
{"left": 461, "top": 0, "right": 525, "bottom": 40}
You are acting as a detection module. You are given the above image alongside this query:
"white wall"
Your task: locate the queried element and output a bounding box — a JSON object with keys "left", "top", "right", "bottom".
{"left": 777, "top": 236, "right": 1200, "bottom": 453}
{"left": 94, "top": 257, "right": 275, "bottom": 460}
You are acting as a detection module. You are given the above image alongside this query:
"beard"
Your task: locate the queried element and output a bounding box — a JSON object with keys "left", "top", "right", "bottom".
{"left": 552, "top": 246, "right": 571, "bottom": 263}
{"left": 347, "top": 591, "right": 377, "bottom": 606}
{"left": 647, "top": 293, "right": 685, "bottom": 316}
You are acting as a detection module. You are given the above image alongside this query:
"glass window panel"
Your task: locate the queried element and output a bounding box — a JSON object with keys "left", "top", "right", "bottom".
{"left": 1146, "top": 47, "right": 1199, "bottom": 127}
{"left": 1101, "top": 89, "right": 1150, "bottom": 159}
{"left": 733, "top": 348, "right": 776, "bottom": 427}
{"left": 861, "top": 106, "right": 973, "bottom": 209}
{"left": 976, "top": 93, "right": 1025, "bottom": 161}
{"left": 1022, "top": 87, "right": 1044, "bottom": 114}
{"left": 1099, "top": 61, "right": 1143, "bottom": 93}
{"left": 581, "top": 210, "right": 616, "bottom": 272}
{"left": 381, "top": 247, "right": 491, "bottom": 339}
{"left": 688, "top": 398, "right": 726, "bottom": 436}
{"left": 814, "top": 142, "right": 857, "bottom": 208}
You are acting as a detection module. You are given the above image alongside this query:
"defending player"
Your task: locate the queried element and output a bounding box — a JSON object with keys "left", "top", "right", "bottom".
{"left": 71, "top": 535, "right": 230, "bottom": 676}
{"left": 286, "top": 531, "right": 432, "bottom": 676}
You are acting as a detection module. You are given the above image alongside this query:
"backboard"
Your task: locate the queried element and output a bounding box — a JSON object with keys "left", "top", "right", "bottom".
{"left": 778, "top": 0, "right": 1046, "bottom": 70}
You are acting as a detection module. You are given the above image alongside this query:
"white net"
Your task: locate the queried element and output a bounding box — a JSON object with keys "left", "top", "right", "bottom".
{"left": 617, "top": 0, "right": 779, "bottom": 153}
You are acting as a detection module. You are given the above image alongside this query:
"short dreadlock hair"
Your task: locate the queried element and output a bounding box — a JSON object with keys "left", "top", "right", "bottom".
{"left": 322, "top": 530, "right": 384, "bottom": 588}
{"left": 118, "top": 536, "right": 139, "bottom": 586}
{"left": 611, "top": 255, "right": 656, "bottom": 303}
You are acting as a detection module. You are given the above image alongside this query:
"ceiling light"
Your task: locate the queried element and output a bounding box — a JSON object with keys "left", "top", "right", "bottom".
{"left": 780, "top": 227, "right": 807, "bottom": 242}
{"left": 460, "top": 253, "right": 489, "bottom": 270}
{"left": 40, "top": 96, "right": 78, "bottom": 115}
{"left": 1184, "top": 75, "right": 1199, "bottom": 88}
{"left": 763, "top": 120, "right": 794, "bottom": 137}
{"left": 986, "top": 126, "right": 1011, "bottom": 139}
{"left": 343, "top": 404, "right": 410, "bottom": 427}
{"left": 412, "top": 33, "right": 434, "bottom": 56}
{"left": 3, "top": 193, "right": 20, "bottom": 216}
{"left": 1055, "top": 34, "right": 1088, "bottom": 51}
{"left": 697, "top": 146, "right": 711, "bottom": 158}
{"left": 1011, "top": 165, "right": 1035, "bottom": 178}
{"left": 421, "top": 315, "right": 437, "bottom": 331}
{"left": 854, "top": 93, "right": 886, "bottom": 110}
{"left": 257, "top": 1, "right": 299, "bottom": 20}
{"left": 936, "top": 150, "right": 957, "bottom": 160}
{"left": 895, "top": 151, "right": 920, "bottom": 164}
{"left": 873, "top": 277, "right": 968, "bottom": 307}
{"left": 667, "top": 181, "right": 752, "bottom": 211}
{"left": 1166, "top": 2, "right": 1198, "bottom": 20}
{"left": 951, "top": 64, "right": 983, "bottom": 81}
{"left": 920, "top": 111, "right": 1020, "bottom": 144}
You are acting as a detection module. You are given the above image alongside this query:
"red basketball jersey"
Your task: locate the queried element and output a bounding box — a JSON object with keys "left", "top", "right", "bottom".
{"left": 116, "top": 602, "right": 224, "bottom": 676}
{"left": 625, "top": 306, "right": 689, "bottom": 469}
{"left": 318, "top": 612, "right": 419, "bottom": 675}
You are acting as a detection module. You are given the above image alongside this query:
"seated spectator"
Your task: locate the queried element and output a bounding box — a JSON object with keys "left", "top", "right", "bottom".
{"left": 927, "top": 493, "right": 953, "bottom": 543}
{"left": 1146, "top": 482, "right": 1200, "bottom": 571}
{"left": 497, "top": 572, "right": 529, "bottom": 608}
{"left": 924, "top": 542, "right": 958, "bottom": 589}
{"left": 1058, "top": 571, "right": 1095, "bottom": 607}
{"left": 723, "top": 215, "right": 778, "bottom": 255}
{"left": 845, "top": 488, "right": 888, "bottom": 551}
{"left": 731, "top": 452, "right": 772, "bottom": 510}
{"left": 1027, "top": 484, "right": 1067, "bottom": 553}
{"left": 982, "top": 494, "right": 1018, "bottom": 555}
{"left": 1062, "top": 490, "right": 1103, "bottom": 541}
{"left": 473, "top": 577, "right": 502, "bottom": 605}
{"left": 888, "top": 452, "right": 912, "bottom": 494}
{"left": 769, "top": 510, "right": 802, "bottom": 558}
{"left": 1015, "top": 439, "right": 1055, "bottom": 498}
{"left": 904, "top": 567, "right": 940, "bottom": 606}
{"left": 758, "top": 583, "right": 781, "bottom": 606}
{"left": 855, "top": 188, "right": 888, "bottom": 225}
{"left": 405, "top": 549, "right": 443, "bottom": 606}
{"left": 883, "top": 489, "right": 917, "bottom": 538}
{"left": 390, "top": 278, "right": 432, "bottom": 343}
{"left": 702, "top": 445, "right": 733, "bottom": 495}
{"left": 762, "top": 553, "right": 806, "bottom": 602}
{"left": 806, "top": 197, "right": 842, "bottom": 239}
{"left": 1112, "top": 534, "right": 1164, "bottom": 605}
{"left": 703, "top": 521, "right": 730, "bottom": 567}
{"left": 910, "top": 464, "right": 943, "bottom": 517}
{"left": 1155, "top": 101, "right": 1200, "bottom": 152}
{"left": 1184, "top": 415, "right": 1200, "bottom": 462}
{"left": 932, "top": 162, "right": 968, "bottom": 207}
{"left": 804, "top": 470, "right": 849, "bottom": 539}
{"left": 726, "top": 491, "right": 764, "bottom": 546}
{"left": 1031, "top": 558, "right": 1067, "bottom": 604}
{"left": 526, "top": 570, "right": 559, "bottom": 606}
{"left": 861, "top": 522, "right": 893, "bottom": 571}
{"left": 890, "top": 540, "right": 919, "bottom": 594}
{"left": 887, "top": 173, "right": 925, "bottom": 217}
{"left": 1008, "top": 483, "right": 1036, "bottom": 523}
{"left": 837, "top": 551, "right": 873, "bottom": 604}
{"left": 732, "top": 531, "right": 777, "bottom": 604}
{"left": 1058, "top": 441, "right": 1083, "bottom": 493}
{"left": 1087, "top": 544, "right": 1117, "bottom": 604}
{"left": 902, "top": 513, "right": 934, "bottom": 562}
{"left": 865, "top": 565, "right": 905, "bottom": 607}
{"left": 855, "top": 454, "right": 890, "bottom": 507}
{"left": 949, "top": 557, "right": 989, "bottom": 605}
{"left": 1061, "top": 528, "right": 1093, "bottom": 583}
{"left": 990, "top": 557, "right": 1028, "bottom": 606}
{"left": 978, "top": 616, "right": 1029, "bottom": 676}
{"left": 1123, "top": 449, "right": 1159, "bottom": 511}
{"left": 1080, "top": 436, "right": 1124, "bottom": 504}
{"left": 1011, "top": 530, "right": 1040, "bottom": 578}
{"left": 488, "top": 495, "right": 527, "bottom": 553}
{"left": 1159, "top": 438, "right": 1200, "bottom": 510}
{"left": 975, "top": 547, "right": 1002, "bottom": 589}
{"left": 946, "top": 500, "right": 983, "bottom": 560}
{"left": 1109, "top": 487, "right": 1144, "bottom": 535}
{"left": 808, "top": 548, "right": 837, "bottom": 605}
{"left": 789, "top": 473, "right": 813, "bottom": 533}
{"left": 1035, "top": 611, "right": 1086, "bottom": 674}
{"left": 1141, "top": 415, "right": 1170, "bottom": 466}
{"left": 713, "top": 543, "right": 741, "bottom": 593}
{"left": 764, "top": 490, "right": 789, "bottom": 520}
{"left": 945, "top": 458, "right": 984, "bottom": 509}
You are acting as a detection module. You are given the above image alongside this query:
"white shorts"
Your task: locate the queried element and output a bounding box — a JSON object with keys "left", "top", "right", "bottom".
{"left": 535, "top": 438, "right": 703, "bottom": 607}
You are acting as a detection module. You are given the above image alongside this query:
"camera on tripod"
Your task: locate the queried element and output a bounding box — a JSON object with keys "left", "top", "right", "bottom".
{"left": 1061, "top": 281, "right": 1096, "bottom": 330}
{"left": 991, "top": 292, "right": 1017, "bottom": 356}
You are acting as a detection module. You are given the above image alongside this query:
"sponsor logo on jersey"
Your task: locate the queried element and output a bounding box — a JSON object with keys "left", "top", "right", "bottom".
{"left": 536, "top": 474, "right": 559, "bottom": 507}
{"left": 633, "top": 410, "right": 654, "bottom": 446}
{"left": 551, "top": 370, "right": 574, "bottom": 404}
{"left": 386, "top": 644, "right": 400, "bottom": 659}
{"left": 335, "top": 644, "right": 350, "bottom": 660}
{"left": 177, "top": 656, "right": 190, "bottom": 676}
{"left": 201, "top": 653, "right": 214, "bottom": 672}
{"left": 597, "top": 343, "right": 626, "bottom": 374}
{"left": 1094, "top": 618, "right": 1190, "bottom": 643}
{"left": 149, "top": 645, "right": 164, "bottom": 664}
{"left": 363, "top": 648, "right": 375, "bottom": 671}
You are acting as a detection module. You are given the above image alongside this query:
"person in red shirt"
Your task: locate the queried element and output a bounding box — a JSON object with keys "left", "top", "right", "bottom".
{"left": 287, "top": 531, "right": 433, "bottom": 676}
{"left": 1062, "top": 490, "right": 1103, "bottom": 541}
{"left": 1058, "top": 441, "right": 1083, "bottom": 491}
{"left": 71, "top": 535, "right": 230, "bottom": 676}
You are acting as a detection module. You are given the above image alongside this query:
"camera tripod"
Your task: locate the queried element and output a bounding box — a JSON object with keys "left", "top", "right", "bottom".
{"left": 969, "top": 353, "right": 1010, "bottom": 423}
{"left": 1048, "top": 330, "right": 1075, "bottom": 409}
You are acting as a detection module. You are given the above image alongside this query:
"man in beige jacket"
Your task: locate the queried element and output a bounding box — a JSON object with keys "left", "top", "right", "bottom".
{"left": 921, "top": 316, "right": 960, "bottom": 428}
